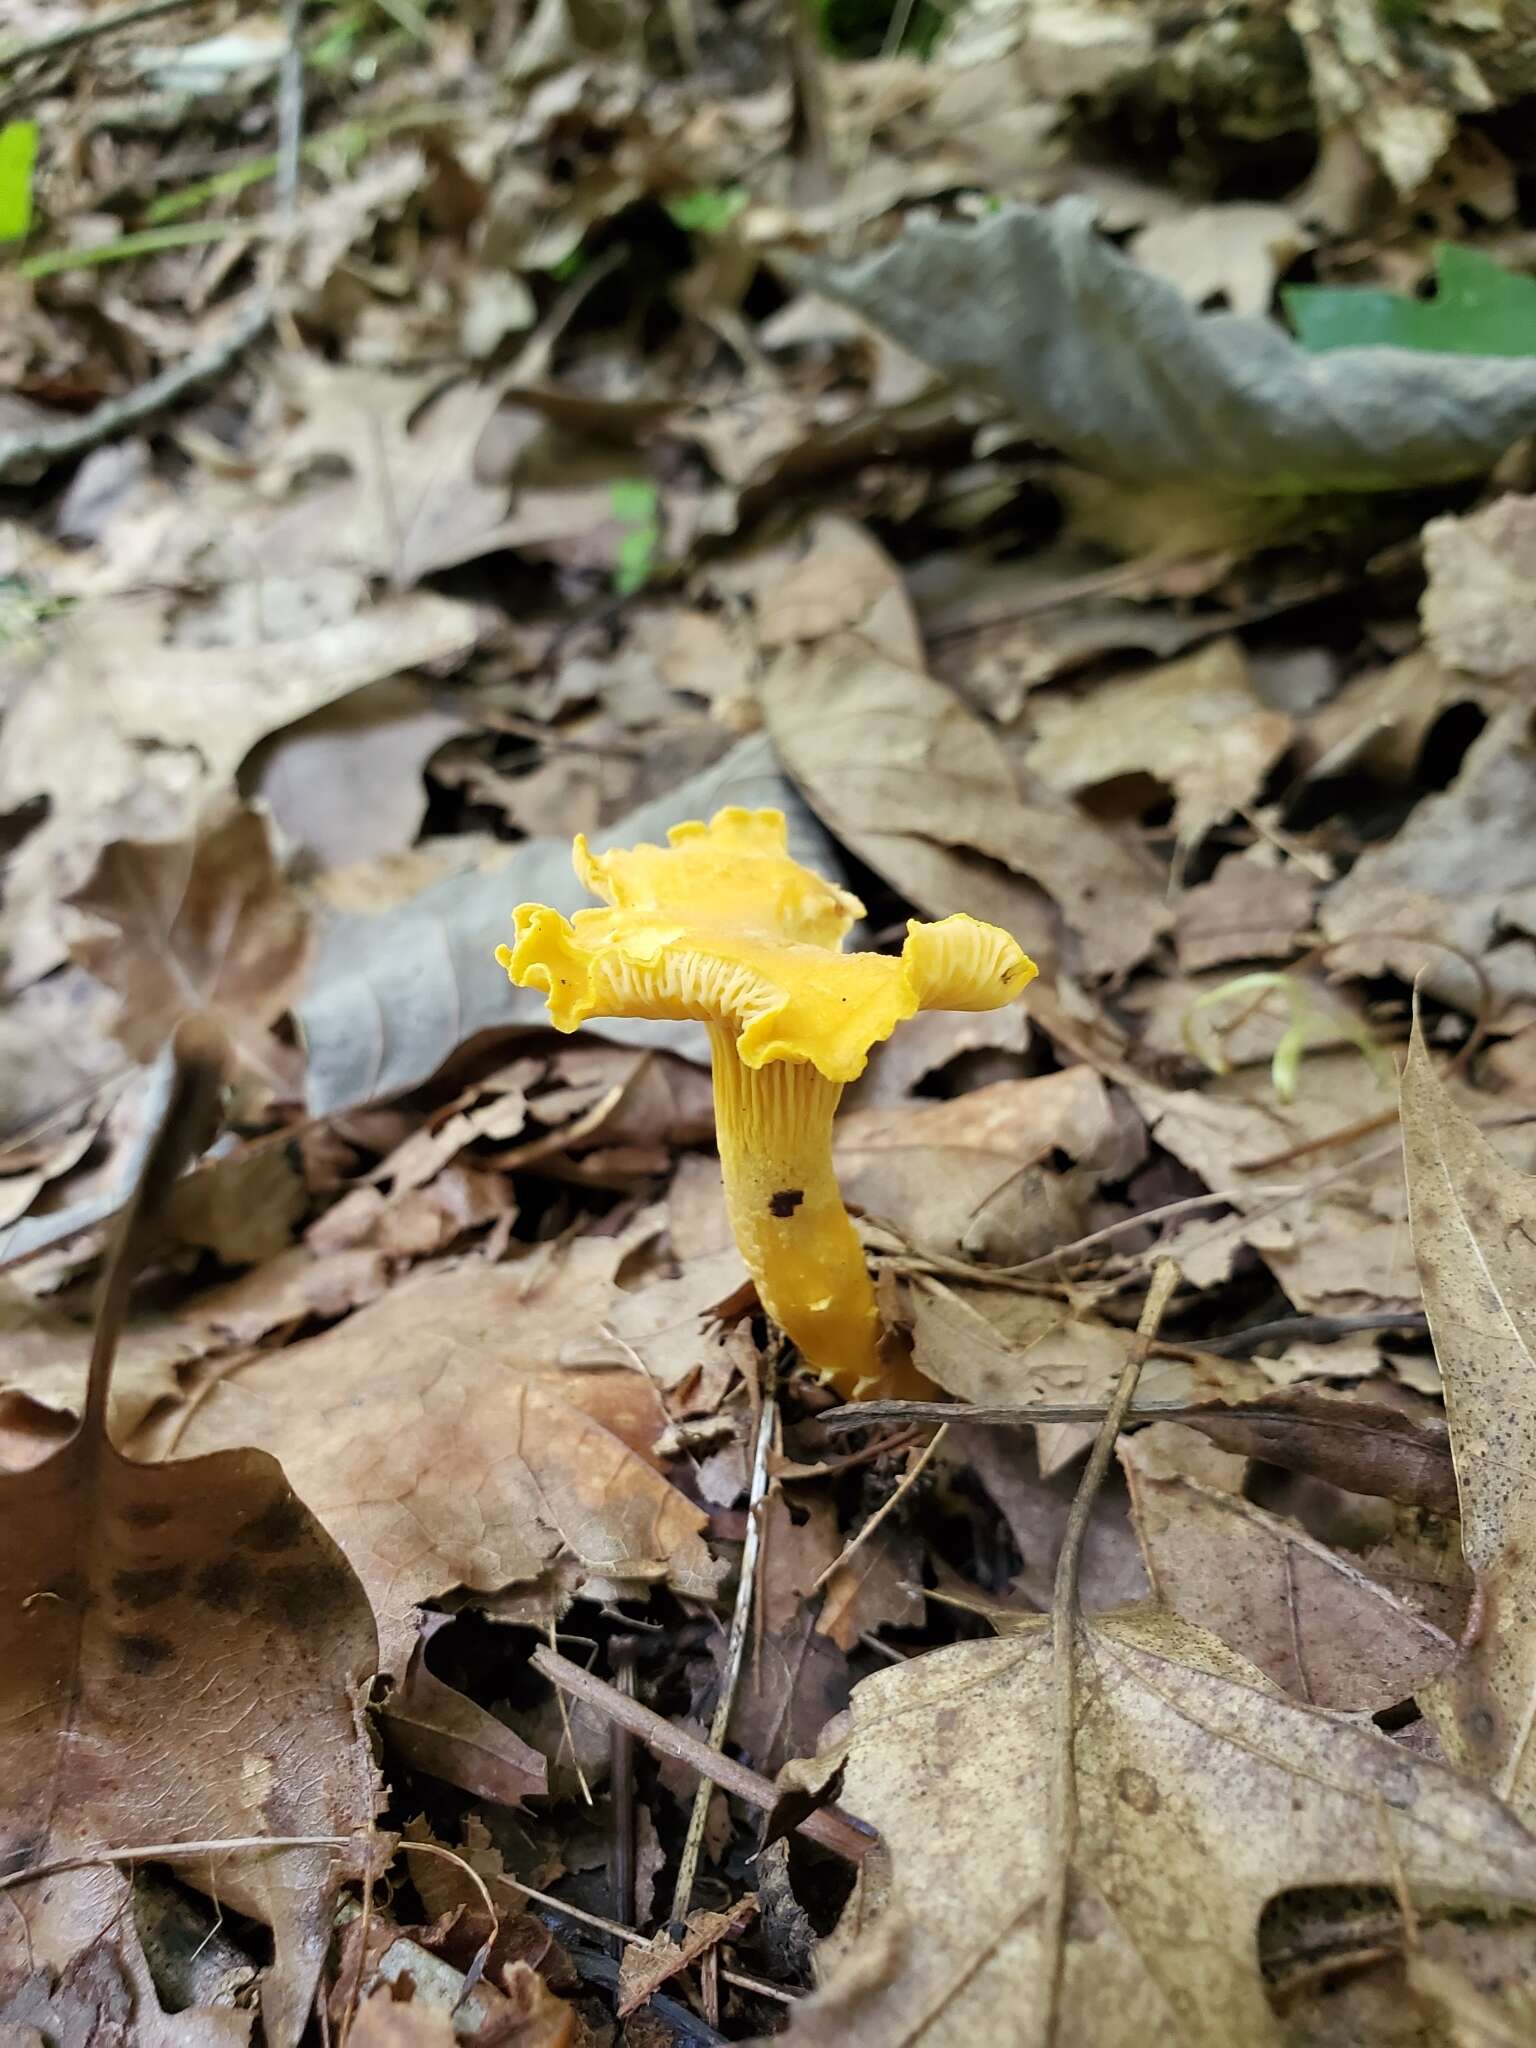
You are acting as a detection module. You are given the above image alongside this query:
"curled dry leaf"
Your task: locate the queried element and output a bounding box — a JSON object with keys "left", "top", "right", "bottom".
{"left": 380, "top": 1613, "right": 548, "bottom": 1809}
{"left": 813, "top": 199, "right": 1536, "bottom": 493}
{"left": 1321, "top": 706, "right": 1536, "bottom": 1020}
{"left": 773, "top": 1609, "right": 1536, "bottom": 2048}
{"left": 1402, "top": 1013, "right": 1536, "bottom": 1819}
{"left": 160, "top": 1228, "right": 724, "bottom": 1671}
{"left": 1022, "top": 637, "right": 1291, "bottom": 854}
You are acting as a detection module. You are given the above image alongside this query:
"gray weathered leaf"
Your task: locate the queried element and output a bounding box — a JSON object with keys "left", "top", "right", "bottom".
{"left": 813, "top": 200, "right": 1536, "bottom": 493}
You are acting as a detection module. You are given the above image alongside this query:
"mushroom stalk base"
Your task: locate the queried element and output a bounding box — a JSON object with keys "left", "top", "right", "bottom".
{"left": 709, "top": 1029, "right": 884, "bottom": 1398}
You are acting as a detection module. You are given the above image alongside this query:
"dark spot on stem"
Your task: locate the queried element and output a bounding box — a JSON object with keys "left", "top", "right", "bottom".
{"left": 769, "top": 1189, "right": 804, "bottom": 1218}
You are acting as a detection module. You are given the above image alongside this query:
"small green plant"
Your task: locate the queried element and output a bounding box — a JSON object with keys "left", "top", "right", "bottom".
{"left": 1182, "top": 971, "right": 1396, "bottom": 1105}
{"left": 610, "top": 479, "right": 661, "bottom": 597}
{"left": 664, "top": 186, "right": 748, "bottom": 237}
{"left": 0, "top": 121, "right": 38, "bottom": 244}
{"left": 1285, "top": 244, "right": 1536, "bottom": 358}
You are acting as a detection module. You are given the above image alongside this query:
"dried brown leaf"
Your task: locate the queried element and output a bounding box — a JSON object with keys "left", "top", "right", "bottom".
{"left": 1421, "top": 495, "right": 1536, "bottom": 680}
{"left": 381, "top": 1614, "right": 548, "bottom": 1808}
{"left": 1321, "top": 707, "right": 1536, "bottom": 1020}
{"left": 1121, "top": 1426, "right": 1455, "bottom": 1710}
{"left": 1023, "top": 637, "right": 1290, "bottom": 851}
{"left": 65, "top": 797, "right": 309, "bottom": 1071}
{"left": 162, "top": 1229, "right": 723, "bottom": 1670}
{"left": 1402, "top": 1014, "right": 1536, "bottom": 1816}
{"left": 758, "top": 633, "right": 1170, "bottom": 980}
{"left": 616, "top": 1898, "right": 756, "bottom": 2016}
{"left": 0, "top": 588, "right": 478, "bottom": 988}
{"left": 773, "top": 1608, "right": 1536, "bottom": 2048}
{"left": 0, "top": 1331, "right": 376, "bottom": 2041}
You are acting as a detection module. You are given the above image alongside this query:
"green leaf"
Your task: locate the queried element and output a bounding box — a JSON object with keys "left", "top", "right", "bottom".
{"left": 610, "top": 478, "right": 660, "bottom": 596}
{"left": 609, "top": 478, "right": 659, "bottom": 526}
{"left": 1285, "top": 243, "right": 1536, "bottom": 358}
{"left": 0, "top": 121, "right": 39, "bottom": 244}
{"left": 664, "top": 186, "right": 748, "bottom": 236}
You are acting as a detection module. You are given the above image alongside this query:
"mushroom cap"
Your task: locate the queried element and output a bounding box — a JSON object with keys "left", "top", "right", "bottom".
{"left": 500, "top": 808, "right": 1036, "bottom": 1084}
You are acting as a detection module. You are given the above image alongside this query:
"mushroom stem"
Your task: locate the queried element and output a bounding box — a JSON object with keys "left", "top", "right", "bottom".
{"left": 709, "top": 1027, "right": 882, "bottom": 1398}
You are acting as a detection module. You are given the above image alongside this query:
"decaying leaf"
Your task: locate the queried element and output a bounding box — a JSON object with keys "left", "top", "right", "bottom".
{"left": 1322, "top": 705, "right": 1536, "bottom": 1020}
{"left": 380, "top": 1613, "right": 548, "bottom": 1808}
{"left": 66, "top": 795, "right": 310, "bottom": 1071}
{"left": 774, "top": 1607, "right": 1536, "bottom": 2047}
{"left": 1421, "top": 494, "right": 1536, "bottom": 680}
{"left": 1121, "top": 1424, "right": 1455, "bottom": 1711}
{"left": 1402, "top": 1014, "right": 1536, "bottom": 1819}
{"left": 157, "top": 1226, "right": 724, "bottom": 1670}
{"left": 616, "top": 1897, "right": 756, "bottom": 2016}
{"left": 0, "top": 1032, "right": 378, "bottom": 2045}
{"left": 0, "top": 586, "right": 479, "bottom": 988}
{"left": 813, "top": 199, "right": 1536, "bottom": 493}
{"left": 1023, "top": 637, "right": 1290, "bottom": 853}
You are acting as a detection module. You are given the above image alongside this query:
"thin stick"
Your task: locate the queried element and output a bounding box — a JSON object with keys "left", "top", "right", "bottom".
{"left": 810, "top": 1423, "right": 948, "bottom": 1594}
{"left": 1042, "top": 1260, "right": 1179, "bottom": 2040}
{"left": 1198, "top": 1310, "right": 1429, "bottom": 1355}
{"left": 819, "top": 1395, "right": 1342, "bottom": 1432}
{"left": 1, "top": 1835, "right": 352, "bottom": 1893}
{"left": 530, "top": 1646, "right": 872, "bottom": 1864}
{"left": 669, "top": 1392, "right": 776, "bottom": 1925}
{"left": 398, "top": 1838, "right": 498, "bottom": 1995}
{"left": 547, "top": 1618, "right": 594, "bottom": 1807}
{"left": 0, "top": 0, "right": 199, "bottom": 71}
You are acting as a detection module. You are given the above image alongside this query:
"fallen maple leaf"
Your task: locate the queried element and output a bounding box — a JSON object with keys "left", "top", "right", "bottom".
{"left": 0, "top": 1028, "right": 378, "bottom": 2046}
{"left": 1401, "top": 1011, "right": 1536, "bottom": 1817}
{"left": 66, "top": 794, "right": 310, "bottom": 1075}
{"left": 774, "top": 1266, "right": 1536, "bottom": 2048}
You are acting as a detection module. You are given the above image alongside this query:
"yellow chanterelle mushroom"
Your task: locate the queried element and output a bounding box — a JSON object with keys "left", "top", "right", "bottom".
{"left": 498, "top": 808, "right": 1036, "bottom": 1399}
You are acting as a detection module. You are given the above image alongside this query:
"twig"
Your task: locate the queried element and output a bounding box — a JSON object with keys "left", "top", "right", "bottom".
{"left": 670, "top": 1393, "right": 776, "bottom": 1926}
{"left": 0, "top": 294, "right": 271, "bottom": 482}
{"left": 0, "top": 0, "right": 200, "bottom": 72}
{"left": 809, "top": 1423, "right": 948, "bottom": 1594}
{"left": 1, "top": 1835, "right": 352, "bottom": 1893}
{"left": 1042, "top": 1260, "right": 1179, "bottom": 2040}
{"left": 1198, "top": 1311, "right": 1429, "bottom": 1356}
{"left": 820, "top": 1394, "right": 1435, "bottom": 1434}
{"left": 0, "top": 0, "right": 306, "bottom": 483}
{"left": 529, "top": 1646, "right": 873, "bottom": 1864}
